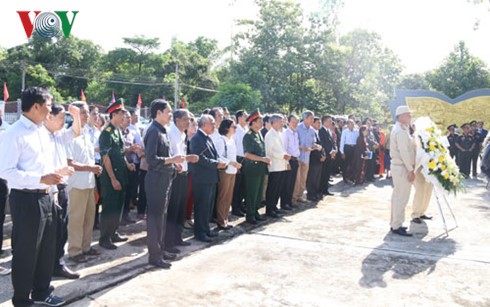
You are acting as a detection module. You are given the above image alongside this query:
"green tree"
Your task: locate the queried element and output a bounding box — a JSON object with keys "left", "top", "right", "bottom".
{"left": 426, "top": 41, "right": 490, "bottom": 98}
{"left": 397, "top": 73, "right": 430, "bottom": 90}
{"left": 207, "top": 82, "right": 262, "bottom": 114}
{"left": 123, "top": 36, "right": 160, "bottom": 75}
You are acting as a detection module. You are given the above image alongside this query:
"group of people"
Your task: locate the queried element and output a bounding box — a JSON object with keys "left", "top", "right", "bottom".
{"left": 0, "top": 86, "right": 487, "bottom": 306}
{"left": 447, "top": 121, "right": 488, "bottom": 178}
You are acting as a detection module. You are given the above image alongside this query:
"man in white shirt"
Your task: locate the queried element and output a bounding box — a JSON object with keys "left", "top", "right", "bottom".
{"left": 0, "top": 87, "right": 66, "bottom": 307}
{"left": 43, "top": 102, "right": 81, "bottom": 280}
{"left": 86, "top": 106, "right": 102, "bottom": 228}
{"left": 0, "top": 108, "right": 10, "bottom": 275}
{"left": 165, "top": 109, "right": 198, "bottom": 253}
{"left": 281, "top": 114, "right": 300, "bottom": 210}
{"left": 339, "top": 120, "right": 359, "bottom": 184}
{"left": 231, "top": 110, "right": 248, "bottom": 216}
{"left": 264, "top": 114, "right": 290, "bottom": 218}
{"left": 66, "top": 101, "right": 103, "bottom": 264}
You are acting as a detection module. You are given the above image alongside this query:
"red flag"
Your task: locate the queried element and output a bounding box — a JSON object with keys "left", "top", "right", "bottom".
{"left": 137, "top": 93, "right": 142, "bottom": 108}
{"left": 80, "top": 89, "right": 86, "bottom": 102}
{"left": 111, "top": 91, "right": 115, "bottom": 103}
{"left": 181, "top": 98, "right": 186, "bottom": 109}
{"left": 3, "top": 83, "right": 9, "bottom": 102}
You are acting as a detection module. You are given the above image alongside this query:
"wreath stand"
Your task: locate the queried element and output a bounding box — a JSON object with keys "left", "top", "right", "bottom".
{"left": 432, "top": 184, "right": 458, "bottom": 237}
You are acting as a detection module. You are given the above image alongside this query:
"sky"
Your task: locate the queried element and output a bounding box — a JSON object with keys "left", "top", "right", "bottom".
{"left": 1, "top": 0, "right": 489, "bottom": 74}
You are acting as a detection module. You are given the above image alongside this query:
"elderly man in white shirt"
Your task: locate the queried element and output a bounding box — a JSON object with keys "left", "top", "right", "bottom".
{"left": 43, "top": 102, "right": 82, "bottom": 281}
{"left": 231, "top": 110, "right": 248, "bottom": 217}
{"left": 66, "top": 102, "right": 103, "bottom": 264}
{"left": 265, "top": 114, "right": 291, "bottom": 218}
{"left": 165, "top": 109, "right": 198, "bottom": 253}
{"left": 0, "top": 107, "right": 11, "bottom": 275}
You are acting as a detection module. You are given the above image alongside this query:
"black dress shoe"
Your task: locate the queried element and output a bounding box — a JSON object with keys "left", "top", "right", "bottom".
{"left": 231, "top": 210, "right": 245, "bottom": 217}
{"left": 266, "top": 212, "right": 281, "bottom": 218}
{"left": 420, "top": 215, "right": 433, "bottom": 220}
{"left": 207, "top": 231, "right": 218, "bottom": 237}
{"left": 53, "top": 266, "right": 80, "bottom": 279}
{"left": 163, "top": 251, "right": 177, "bottom": 260}
{"left": 246, "top": 218, "right": 257, "bottom": 225}
{"left": 196, "top": 236, "right": 212, "bottom": 243}
{"left": 391, "top": 227, "right": 413, "bottom": 237}
{"left": 111, "top": 234, "right": 128, "bottom": 243}
{"left": 411, "top": 217, "right": 422, "bottom": 224}
{"left": 390, "top": 226, "right": 407, "bottom": 231}
{"left": 324, "top": 192, "right": 334, "bottom": 196}
{"left": 99, "top": 241, "right": 117, "bottom": 250}
{"left": 165, "top": 246, "right": 181, "bottom": 254}
{"left": 281, "top": 204, "right": 293, "bottom": 211}
{"left": 255, "top": 214, "right": 266, "bottom": 221}
{"left": 149, "top": 259, "right": 171, "bottom": 269}
{"left": 176, "top": 240, "right": 191, "bottom": 246}
{"left": 217, "top": 224, "right": 233, "bottom": 231}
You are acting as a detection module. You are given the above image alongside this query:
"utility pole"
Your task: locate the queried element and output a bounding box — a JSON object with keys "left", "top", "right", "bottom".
{"left": 174, "top": 63, "right": 179, "bottom": 109}
{"left": 18, "top": 61, "right": 26, "bottom": 119}
{"left": 21, "top": 61, "right": 26, "bottom": 92}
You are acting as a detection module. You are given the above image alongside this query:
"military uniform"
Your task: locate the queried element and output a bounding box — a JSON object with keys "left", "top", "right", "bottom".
{"left": 243, "top": 128, "right": 268, "bottom": 223}
{"left": 447, "top": 134, "right": 459, "bottom": 159}
{"left": 456, "top": 132, "right": 475, "bottom": 177}
{"left": 471, "top": 129, "right": 483, "bottom": 176}
{"left": 99, "top": 122, "right": 128, "bottom": 246}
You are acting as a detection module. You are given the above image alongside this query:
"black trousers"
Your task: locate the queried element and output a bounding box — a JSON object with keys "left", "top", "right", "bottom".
{"left": 366, "top": 156, "right": 376, "bottom": 181}
{"left": 281, "top": 159, "right": 298, "bottom": 207}
{"left": 94, "top": 161, "right": 102, "bottom": 227}
{"left": 124, "top": 163, "right": 140, "bottom": 216}
{"left": 231, "top": 156, "right": 246, "bottom": 213}
{"left": 0, "top": 179, "right": 7, "bottom": 254}
{"left": 10, "top": 190, "right": 56, "bottom": 306}
{"left": 457, "top": 151, "right": 472, "bottom": 177}
{"left": 137, "top": 169, "right": 147, "bottom": 215}
{"left": 306, "top": 162, "right": 323, "bottom": 199}
{"left": 265, "top": 171, "right": 285, "bottom": 213}
{"left": 192, "top": 180, "right": 216, "bottom": 240}
{"left": 320, "top": 158, "right": 332, "bottom": 194}
{"left": 165, "top": 173, "right": 188, "bottom": 247}
{"left": 145, "top": 170, "right": 173, "bottom": 262}
{"left": 54, "top": 186, "right": 68, "bottom": 270}
{"left": 343, "top": 145, "right": 355, "bottom": 181}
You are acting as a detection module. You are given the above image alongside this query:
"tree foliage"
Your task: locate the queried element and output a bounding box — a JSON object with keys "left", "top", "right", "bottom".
{"left": 0, "top": 0, "right": 488, "bottom": 120}
{"left": 426, "top": 41, "right": 490, "bottom": 98}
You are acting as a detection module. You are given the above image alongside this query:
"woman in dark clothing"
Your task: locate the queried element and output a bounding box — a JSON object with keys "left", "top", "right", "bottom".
{"left": 353, "top": 126, "right": 370, "bottom": 185}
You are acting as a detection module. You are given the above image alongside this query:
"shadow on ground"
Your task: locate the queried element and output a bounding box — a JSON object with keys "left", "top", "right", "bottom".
{"left": 359, "top": 229, "right": 457, "bottom": 288}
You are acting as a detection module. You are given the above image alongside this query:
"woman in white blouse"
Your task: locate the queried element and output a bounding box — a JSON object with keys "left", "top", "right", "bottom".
{"left": 215, "top": 118, "right": 242, "bottom": 230}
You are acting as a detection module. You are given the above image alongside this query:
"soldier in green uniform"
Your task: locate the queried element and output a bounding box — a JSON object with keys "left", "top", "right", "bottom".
{"left": 243, "top": 110, "right": 271, "bottom": 224}
{"left": 98, "top": 99, "right": 136, "bottom": 249}
{"left": 455, "top": 123, "right": 475, "bottom": 178}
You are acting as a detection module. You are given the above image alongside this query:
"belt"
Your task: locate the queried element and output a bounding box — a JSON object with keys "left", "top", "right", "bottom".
{"left": 345, "top": 144, "right": 355, "bottom": 147}
{"left": 178, "top": 171, "right": 188, "bottom": 176}
{"left": 290, "top": 157, "right": 299, "bottom": 161}
{"left": 12, "top": 188, "right": 50, "bottom": 195}
{"left": 57, "top": 184, "right": 67, "bottom": 190}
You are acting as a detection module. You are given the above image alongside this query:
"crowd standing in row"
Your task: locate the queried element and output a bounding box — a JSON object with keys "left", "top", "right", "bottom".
{"left": 0, "top": 87, "right": 488, "bottom": 306}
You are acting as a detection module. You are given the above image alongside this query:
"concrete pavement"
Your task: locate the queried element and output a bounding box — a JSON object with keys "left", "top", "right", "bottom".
{"left": 1, "top": 174, "right": 489, "bottom": 306}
